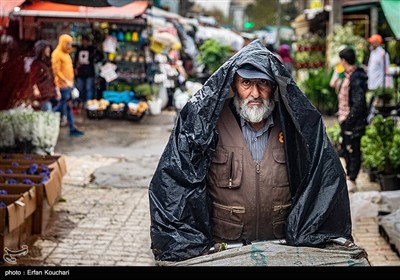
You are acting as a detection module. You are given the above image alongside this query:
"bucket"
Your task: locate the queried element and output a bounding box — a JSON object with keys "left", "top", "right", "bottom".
{"left": 148, "top": 99, "right": 162, "bottom": 115}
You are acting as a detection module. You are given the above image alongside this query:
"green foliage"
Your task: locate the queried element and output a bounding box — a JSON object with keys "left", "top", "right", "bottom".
{"left": 245, "top": 0, "right": 296, "bottom": 28}
{"left": 387, "top": 40, "right": 400, "bottom": 64}
{"left": 327, "top": 22, "right": 368, "bottom": 67}
{"left": 245, "top": 0, "right": 277, "bottom": 29}
{"left": 197, "top": 39, "right": 231, "bottom": 74}
{"left": 326, "top": 123, "right": 341, "bottom": 145}
{"left": 298, "top": 68, "right": 337, "bottom": 114}
{"left": 361, "top": 115, "right": 400, "bottom": 174}
{"left": 390, "top": 132, "right": 400, "bottom": 171}
{"left": 133, "top": 83, "right": 159, "bottom": 99}
{"left": 371, "top": 87, "right": 398, "bottom": 105}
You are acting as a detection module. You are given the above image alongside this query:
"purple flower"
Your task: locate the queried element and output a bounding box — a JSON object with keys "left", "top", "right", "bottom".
{"left": 40, "top": 176, "right": 49, "bottom": 184}
{"left": 27, "top": 163, "right": 39, "bottom": 175}
{"left": 11, "top": 162, "right": 19, "bottom": 167}
{"left": 22, "top": 179, "right": 33, "bottom": 185}
{"left": 6, "top": 179, "right": 17, "bottom": 184}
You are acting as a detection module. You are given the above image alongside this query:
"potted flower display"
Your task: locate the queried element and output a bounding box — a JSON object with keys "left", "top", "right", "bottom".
{"left": 361, "top": 115, "right": 400, "bottom": 190}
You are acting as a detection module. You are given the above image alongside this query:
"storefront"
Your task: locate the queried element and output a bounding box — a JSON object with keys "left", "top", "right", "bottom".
{"left": 11, "top": 1, "right": 155, "bottom": 120}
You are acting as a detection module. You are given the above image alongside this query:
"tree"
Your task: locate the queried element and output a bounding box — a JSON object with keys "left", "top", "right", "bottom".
{"left": 245, "top": 0, "right": 278, "bottom": 29}
{"left": 245, "top": 0, "right": 298, "bottom": 29}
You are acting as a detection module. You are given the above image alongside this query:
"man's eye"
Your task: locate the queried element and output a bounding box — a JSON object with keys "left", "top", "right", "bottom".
{"left": 242, "top": 80, "right": 251, "bottom": 86}
{"left": 258, "top": 80, "right": 269, "bottom": 88}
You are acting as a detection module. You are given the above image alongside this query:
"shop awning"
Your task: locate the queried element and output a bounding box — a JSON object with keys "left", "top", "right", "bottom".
{"left": 0, "top": 0, "right": 25, "bottom": 16}
{"left": 380, "top": 0, "right": 400, "bottom": 39}
{"left": 43, "top": 0, "right": 137, "bottom": 7}
{"left": 343, "top": 3, "right": 377, "bottom": 13}
{"left": 12, "top": 0, "right": 148, "bottom": 20}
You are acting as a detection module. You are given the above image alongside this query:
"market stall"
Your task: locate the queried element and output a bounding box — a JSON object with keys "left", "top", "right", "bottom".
{"left": 11, "top": 1, "right": 152, "bottom": 121}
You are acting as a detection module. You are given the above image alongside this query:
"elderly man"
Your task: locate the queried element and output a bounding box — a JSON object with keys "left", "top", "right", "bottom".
{"left": 149, "top": 40, "right": 352, "bottom": 261}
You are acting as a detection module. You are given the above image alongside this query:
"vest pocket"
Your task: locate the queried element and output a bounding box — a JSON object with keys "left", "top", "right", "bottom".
{"left": 208, "top": 148, "right": 242, "bottom": 189}
{"left": 272, "top": 148, "right": 289, "bottom": 187}
{"left": 213, "top": 202, "right": 245, "bottom": 224}
{"left": 212, "top": 217, "right": 244, "bottom": 241}
{"left": 273, "top": 203, "right": 291, "bottom": 223}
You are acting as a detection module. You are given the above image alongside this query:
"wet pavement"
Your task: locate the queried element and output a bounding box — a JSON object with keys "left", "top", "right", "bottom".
{"left": 12, "top": 112, "right": 400, "bottom": 266}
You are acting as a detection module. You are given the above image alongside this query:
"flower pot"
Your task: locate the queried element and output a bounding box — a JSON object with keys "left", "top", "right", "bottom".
{"left": 368, "top": 169, "right": 378, "bottom": 182}
{"left": 148, "top": 99, "right": 162, "bottom": 115}
{"left": 379, "top": 174, "right": 400, "bottom": 191}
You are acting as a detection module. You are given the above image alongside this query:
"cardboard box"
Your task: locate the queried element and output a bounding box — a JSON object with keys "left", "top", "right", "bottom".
{"left": 0, "top": 173, "right": 60, "bottom": 236}
{"left": 0, "top": 195, "right": 34, "bottom": 261}
{"left": 0, "top": 153, "right": 67, "bottom": 177}
{"left": 0, "top": 173, "right": 60, "bottom": 206}
{"left": 0, "top": 196, "right": 25, "bottom": 233}
{"left": 0, "top": 186, "right": 37, "bottom": 218}
{"left": 0, "top": 154, "right": 65, "bottom": 236}
{"left": 0, "top": 164, "right": 62, "bottom": 191}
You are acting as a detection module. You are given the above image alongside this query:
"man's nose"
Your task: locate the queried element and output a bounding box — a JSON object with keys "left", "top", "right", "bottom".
{"left": 251, "top": 84, "right": 260, "bottom": 98}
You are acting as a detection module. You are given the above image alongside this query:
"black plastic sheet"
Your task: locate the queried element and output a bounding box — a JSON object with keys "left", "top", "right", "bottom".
{"left": 149, "top": 40, "right": 352, "bottom": 261}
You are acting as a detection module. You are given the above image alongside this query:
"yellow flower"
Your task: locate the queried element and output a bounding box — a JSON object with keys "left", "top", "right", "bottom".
{"left": 335, "top": 63, "right": 344, "bottom": 73}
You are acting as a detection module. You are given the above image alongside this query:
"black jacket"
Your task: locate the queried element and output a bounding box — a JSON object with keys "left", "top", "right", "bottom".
{"left": 342, "top": 67, "right": 368, "bottom": 136}
{"left": 149, "top": 40, "right": 352, "bottom": 261}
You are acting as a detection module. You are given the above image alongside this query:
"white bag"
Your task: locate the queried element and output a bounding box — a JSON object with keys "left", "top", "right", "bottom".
{"left": 71, "top": 87, "right": 80, "bottom": 99}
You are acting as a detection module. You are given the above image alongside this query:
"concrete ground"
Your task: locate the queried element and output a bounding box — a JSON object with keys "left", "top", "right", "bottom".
{"left": 13, "top": 112, "right": 399, "bottom": 266}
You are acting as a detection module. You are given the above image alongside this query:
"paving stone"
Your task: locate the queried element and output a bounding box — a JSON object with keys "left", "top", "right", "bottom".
{"left": 17, "top": 150, "right": 399, "bottom": 267}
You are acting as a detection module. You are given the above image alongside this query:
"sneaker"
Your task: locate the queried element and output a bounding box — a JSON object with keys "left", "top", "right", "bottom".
{"left": 346, "top": 179, "right": 357, "bottom": 193}
{"left": 69, "top": 128, "right": 84, "bottom": 137}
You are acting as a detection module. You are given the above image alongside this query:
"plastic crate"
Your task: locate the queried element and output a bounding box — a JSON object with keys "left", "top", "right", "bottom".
{"left": 86, "top": 109, "right": 107, "bottom": 120}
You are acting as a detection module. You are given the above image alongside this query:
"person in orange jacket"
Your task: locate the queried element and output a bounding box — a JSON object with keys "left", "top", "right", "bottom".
{"left": 52, "top": 34, "right": 84, "bottom": 137}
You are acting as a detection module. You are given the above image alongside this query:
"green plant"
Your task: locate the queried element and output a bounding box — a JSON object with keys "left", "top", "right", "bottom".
{"left": 298, "top": 68, "right": 337, "bottom": 114}
{"left": 197, "top": 39, "right": 231, "bottom": 73}
{"left": 326, "top": 123, "right": 341, "bottom": 145}
{"left": 327, "top": 22, "right": 368, "bottom": 67}
{"left": 389, "top": 131, "right": 400, "bottom": 172}
{"left": 326, "top": 123, "right": 341, "bottom": 153}
{"left": 371, "top": 87, "right": 398, "bottom": 105}
{"left": 361, "top": 115, "right": 399, "bottom": 174}
{"left": 134, "top": 83, "right": 159, "bottom": 100}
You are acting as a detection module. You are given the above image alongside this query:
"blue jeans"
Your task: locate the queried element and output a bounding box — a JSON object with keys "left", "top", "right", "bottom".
{"left": 53, "top": 87, "right": 75, "bottom": 131}
{"left": 40, "top": 101, "right": 52, "bottom": 112}
{"left": 77, "top": 77, "right": 95, "bottom": 102}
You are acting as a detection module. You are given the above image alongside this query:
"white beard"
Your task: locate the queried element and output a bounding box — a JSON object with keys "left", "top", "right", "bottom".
{"left": 234, "top": 95, "right": 275, "bottom": 123}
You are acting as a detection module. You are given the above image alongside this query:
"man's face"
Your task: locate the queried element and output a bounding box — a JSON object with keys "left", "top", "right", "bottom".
{"left": 369, "top": 42, "right": 379, "bottom": 50}
{"left": 233, "top": 75, "right": 275, "bottom": 123}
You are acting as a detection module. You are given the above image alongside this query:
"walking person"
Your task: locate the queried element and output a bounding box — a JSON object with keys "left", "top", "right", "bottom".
{"left": 337, "top": 47, "right": 368, "bottom": 192}
{"left": 52, "top": 34, "right": 84, "bottom": 137}
{"left": 30, "top": 40, "right": 60, "bottom": 111}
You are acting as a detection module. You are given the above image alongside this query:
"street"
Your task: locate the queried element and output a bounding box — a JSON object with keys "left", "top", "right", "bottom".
{"left": 13, "top": 111, "right": 400, "bottom": 266}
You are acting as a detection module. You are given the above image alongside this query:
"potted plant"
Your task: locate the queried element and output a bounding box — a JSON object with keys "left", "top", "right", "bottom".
{"left": 361, "top": 115, "right": 400, "bottom": 190}
{"left": 371, "top": 87, "right": 398, "bottom": 116}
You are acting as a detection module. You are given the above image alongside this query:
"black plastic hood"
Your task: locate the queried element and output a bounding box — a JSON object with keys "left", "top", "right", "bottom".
{"left": 149, "top": 40, "right": 352, "bottom": 261}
